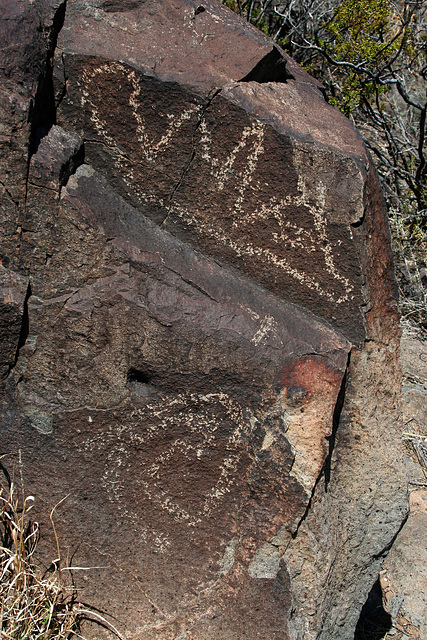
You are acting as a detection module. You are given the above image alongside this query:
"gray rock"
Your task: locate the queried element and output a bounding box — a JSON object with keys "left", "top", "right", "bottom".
{"left": 382, "top": 490, "right": 427, "bottom": 639}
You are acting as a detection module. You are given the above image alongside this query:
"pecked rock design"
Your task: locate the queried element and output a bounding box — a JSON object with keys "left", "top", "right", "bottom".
{"left": 0, "top": 1, "right": 407, "bottom": 639}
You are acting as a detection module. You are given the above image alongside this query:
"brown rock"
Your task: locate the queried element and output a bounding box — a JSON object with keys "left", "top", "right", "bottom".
{"left": 0, "top": 0, "right": 68, "bottom": 259}
{"left": 381, "top": 490, "right": 427, "bottom": 639}
{"left": 401, "top": 338, "right": 427, "bottom": 383}
{"left": 0, "top": 1, "right": 407, "bottom": 639}
{"left": 55, "top": 0, "right": 369, "bottom": 343}
{"left": 401, "top": 338, "right": 427, "bottom": 485}
{"left": 29, "top": 125, "right": 83, "bottom": 190}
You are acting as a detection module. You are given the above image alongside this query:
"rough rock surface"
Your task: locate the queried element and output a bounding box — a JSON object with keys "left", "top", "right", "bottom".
{"left": 0, "top": 267, "right": 29, "bottom": 381}
{"left": 381, "top": 491, "right": 427, "bottom": 640}
{"left": 0, "top": 1, "right": 407, "bottom": 639}
{"left": 380, "top": 338, "right": 427, "bottom": 640}
{"left": 401, "top": 338, "right": 427, "bottom": 445}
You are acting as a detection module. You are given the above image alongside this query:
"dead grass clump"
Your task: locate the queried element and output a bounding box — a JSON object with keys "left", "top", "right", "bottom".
{"left": 0, "top": 460, "right": 126, "bottom": 640}
{"left": 0, "top": 471, "right": 81, "bottom": 640}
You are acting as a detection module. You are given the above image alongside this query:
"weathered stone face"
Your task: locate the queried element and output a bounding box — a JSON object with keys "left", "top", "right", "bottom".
{"left": 56, "top": 48, "right": 367, "bottom": 343}
{"left": 0, "top": 1, "right": 407, "bottom": 639}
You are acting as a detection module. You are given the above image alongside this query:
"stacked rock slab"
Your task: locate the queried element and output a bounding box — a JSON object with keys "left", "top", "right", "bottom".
{"left": 0, "top": 1, "right": 407, "bottom": 639}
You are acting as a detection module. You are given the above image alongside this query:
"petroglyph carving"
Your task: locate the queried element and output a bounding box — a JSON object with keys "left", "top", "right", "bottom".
{"left": 79, "top": 393, "right": 255, "bottom": 537}
{"left": 172, "top": 176, "right": 353, "bottom": 305}
{"left": 78, "top": 62, "right": 355, "bottom": 307}
{"left": 80, "top": 62, "right": 201, "bottom": 161}
{"left": 199, "top": 117, "right": 265, "bottom": 207}
{"left": 2, "top": 2, "right": 406, "bottom": 638}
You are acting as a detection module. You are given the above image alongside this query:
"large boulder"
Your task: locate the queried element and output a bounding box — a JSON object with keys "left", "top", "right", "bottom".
{"left": 0, "top": 1, "right": 407, "bottom": 639}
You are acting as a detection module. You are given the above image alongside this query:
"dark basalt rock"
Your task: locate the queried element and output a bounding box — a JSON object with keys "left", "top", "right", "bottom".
{"left": 0, "top": 267, "right": 29, "bottom": 381}
{"left": 0, "top": 2, "right": 407, "bottom": 639}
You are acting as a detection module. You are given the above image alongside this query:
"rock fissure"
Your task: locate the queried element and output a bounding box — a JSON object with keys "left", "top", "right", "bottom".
{"left": 165, "top": 150, "right": 196, "bottom": 207}
{"left": 239, "top": 46, "right": 295, "bottom": 84}
{"left": 161, "top": 87, "right": 222, "bottom": 226}
{"left": 162, "top": 267, "right": 221, "bottom": 304}
{"left": 59, "top": 142, "right": 85, "bottom": 189}
{"left": 324, "top": 352, "right": 349, "bottom": 492}
{"left": 23, "top": 0, "right": 68, "bottom": 222}
{"left": 371, "top": 510, "right": 410, "bottom": 561}
{"left": 280, "top": 351, "right": 350, "bottom": 554}
{"left": 287, "top": 467, "right": 321, "bottom": 546}
{"left": 10, "top": 282, "right": 32, "bottom": 374}
{"left": 27, "top": 181, "right": 62, "bottom": 194}
{"left": 0, "top": 181, "right": 20, "bottom": 208}
{"left": 354, "top": 577, "right": 392, "bottom": 640}
{"left": 28, "top": 0, "right": 68, "bottom": 158}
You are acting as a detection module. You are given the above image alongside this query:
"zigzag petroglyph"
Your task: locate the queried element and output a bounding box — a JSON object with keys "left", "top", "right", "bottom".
{"left": 80, "top": 62, "right": 355, "bottom": 305}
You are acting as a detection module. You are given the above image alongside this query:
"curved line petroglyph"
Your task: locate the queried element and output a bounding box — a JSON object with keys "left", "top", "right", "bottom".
{"left": 79, "top": 62, "right": 355, "bottom": 305}
{"left": 78, "top": 393, "right": 255, "bottom": 540}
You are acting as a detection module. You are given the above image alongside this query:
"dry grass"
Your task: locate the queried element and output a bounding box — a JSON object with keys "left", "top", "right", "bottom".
{"left": 0, "top": 469, "right": 81, "bottom": 639}
{"left": 0, "top": 462, "right": 125, "bottom": 640}
{"left": 402, "top": 433, "right": 427, "bottom": 487}
{"left": 390, "top": 209, "right": 427, "bottom": 339}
